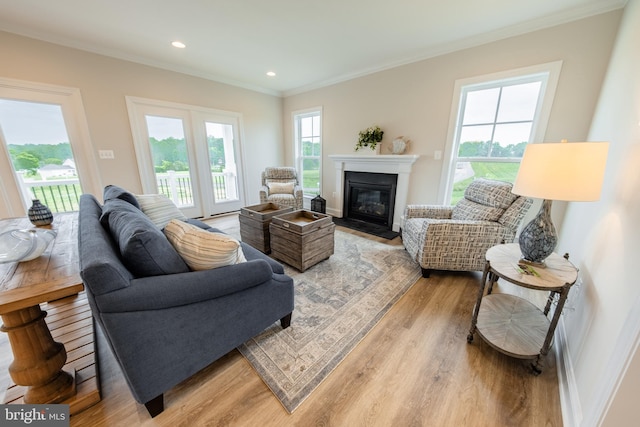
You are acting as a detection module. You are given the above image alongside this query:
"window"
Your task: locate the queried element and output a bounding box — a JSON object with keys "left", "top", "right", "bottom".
{"left": 439, "top": 62, "right": 562, "bottom": 205}
{"left": 293, "top": 108, "right": 322, "bottom": 198}
{"left": 0, "top": 78, "right": 101, "bottom": 218}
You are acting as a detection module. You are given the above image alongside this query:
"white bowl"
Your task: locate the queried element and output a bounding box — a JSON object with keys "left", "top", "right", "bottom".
{"left": 0, "top": 229, "right": 57, "bottom": 263}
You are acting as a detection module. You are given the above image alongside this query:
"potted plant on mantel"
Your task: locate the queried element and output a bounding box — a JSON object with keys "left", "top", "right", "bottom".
{"left": 355, "top": 125, "right": 384, "bottom": 153}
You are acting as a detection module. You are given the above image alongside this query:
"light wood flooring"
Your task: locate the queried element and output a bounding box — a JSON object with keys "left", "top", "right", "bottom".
{"left": 0, "top": 213, "right": 563, "bottom": 426}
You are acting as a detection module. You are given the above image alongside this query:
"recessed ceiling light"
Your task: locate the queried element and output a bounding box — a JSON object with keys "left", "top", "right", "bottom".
{"left": 266, "top": 71, "right": 276, "bottom": 77}
{"left": 171, "top": 41, "right": 186, "bottom": 49}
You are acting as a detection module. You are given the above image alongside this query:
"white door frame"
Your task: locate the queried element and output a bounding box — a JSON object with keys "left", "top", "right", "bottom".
{"left": 126, "top": 96, "right": 247, "bottom": 217}
{"left": 0, "top": 77, "right": 101, "bottom": 217}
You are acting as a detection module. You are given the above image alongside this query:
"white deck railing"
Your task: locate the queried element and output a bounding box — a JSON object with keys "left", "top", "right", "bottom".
{"left": 16, "top": 170, "right": 237, "bottom": 212}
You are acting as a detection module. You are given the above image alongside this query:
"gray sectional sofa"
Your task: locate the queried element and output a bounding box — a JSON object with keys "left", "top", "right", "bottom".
{"left": 77, "top": 188, "right": 294, "bottom": 417}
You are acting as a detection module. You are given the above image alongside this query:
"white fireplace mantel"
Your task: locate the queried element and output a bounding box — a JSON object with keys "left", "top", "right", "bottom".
{"left": 328, "top": 154, "right": 420, "bottom": 232}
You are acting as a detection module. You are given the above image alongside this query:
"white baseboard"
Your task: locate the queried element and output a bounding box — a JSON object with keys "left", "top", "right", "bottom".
{"left": 555, "top": 317, "right": 583, "bottom": 427}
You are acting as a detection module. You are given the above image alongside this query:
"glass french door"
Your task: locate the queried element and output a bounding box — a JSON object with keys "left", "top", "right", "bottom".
{"left": 127, "top": 97, "right": 245, "bottom": 218}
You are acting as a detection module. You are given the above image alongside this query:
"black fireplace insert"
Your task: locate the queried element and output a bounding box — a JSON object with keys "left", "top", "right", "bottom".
{"left": 343, "top": 171, "right": 398, "bottom": 229}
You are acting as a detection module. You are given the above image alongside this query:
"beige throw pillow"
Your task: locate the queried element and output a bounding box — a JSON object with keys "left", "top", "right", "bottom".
{"left": 267, "top": 181, "right": 294, "bottom": 195}
{"left": 136, "top": 194, "right": 187, "bottom": 229}
{"left": 164, "top": 219, "right": 247, "bottom": 271}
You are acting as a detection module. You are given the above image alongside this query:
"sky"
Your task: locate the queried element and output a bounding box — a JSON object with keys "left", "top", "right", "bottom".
{"left": 0, "top": 100, "right": 232, "bottom": 149}
{"left": 0, "top": 99, "right": 69, "bottom": 145}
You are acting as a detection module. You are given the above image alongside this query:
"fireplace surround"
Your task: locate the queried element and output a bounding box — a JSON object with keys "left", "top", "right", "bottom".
{"left": 328, "top": 154, "right": 419, "bottom": 232}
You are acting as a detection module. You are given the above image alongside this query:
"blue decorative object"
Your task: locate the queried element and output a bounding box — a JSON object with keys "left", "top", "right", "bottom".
{"left": 518, "top": 199, "right": 557, "bottom": 266}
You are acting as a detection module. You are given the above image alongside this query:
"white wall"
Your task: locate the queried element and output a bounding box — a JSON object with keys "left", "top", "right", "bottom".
{"left": 283, "top": 11, "right": 622, "bottom": 214}
{"left": 0, "top": 31, "right": 284, "bottom": 216}
{"left": 556, "top": 0, "right": 640, "bottom": 425}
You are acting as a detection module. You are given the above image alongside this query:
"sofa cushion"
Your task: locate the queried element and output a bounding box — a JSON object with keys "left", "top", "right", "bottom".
{"left": 107, "top": 205, "right": 190, "bottom": 277}
{"left": 267, "top": 181, "right": 294, "bottom": 195}
{"left": 103, "top": 185, "right": 141, "bottom": 209}
{"left": 452, "top": 198, "right": 504, "bottom": 222}
{"left": 99, "top": 198, "right": 142, "bottom": 229}
{"left": 463, "top": 179, "right": 517, "bottom": 209}
{"left": 135, "top": 193, "right": 187, "bottom": 229}
{"left": 164, "top": 219, "right": 247, "bottom": 271}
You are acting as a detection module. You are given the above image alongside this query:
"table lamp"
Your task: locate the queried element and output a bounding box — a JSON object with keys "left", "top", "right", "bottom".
{"left": 511, "top": 140, "right": 609, "bottom": 266}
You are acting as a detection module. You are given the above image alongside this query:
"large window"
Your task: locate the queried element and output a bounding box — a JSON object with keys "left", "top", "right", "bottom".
{"left": 440, "top": 62, "right": 562, "bottom": 205}
{"left": 293, "top": 108, "right": 322, "bottom": 198}
{"left": 0, "top": 78, "right": 101, "bottom": 218}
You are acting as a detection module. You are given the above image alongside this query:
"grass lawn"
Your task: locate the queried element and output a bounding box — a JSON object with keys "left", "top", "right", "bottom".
{"left": 302, "top": 170, "right": 320, "bottom": 196}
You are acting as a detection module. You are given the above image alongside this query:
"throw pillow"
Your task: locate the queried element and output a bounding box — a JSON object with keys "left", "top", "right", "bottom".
{"left": 464, "top": 179, "right": 517, "bottom": 209}
{"left": 451, "top": 198, "right": 504, "bottom": 222}
{"left": 267, "top": 181, "right": 294, "bottom": 195}
{"left": 103, "top": 185, "right": 141, "bottom": 209}
{"left": 107, "top": 207, "right": 190, "bottom": 277}
{"left": 164, "top": 219, "right": 247, "bottom": 271}
{"left": 136, "top": 194, "right": 187, "bottom": 229}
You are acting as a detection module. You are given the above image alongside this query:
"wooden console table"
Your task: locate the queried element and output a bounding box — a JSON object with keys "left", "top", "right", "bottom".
{"left": 0, "top": 213, "right": 100, "bottom": 413}
{"left": 467, "top": 243, "right": 578, "bottom": 373}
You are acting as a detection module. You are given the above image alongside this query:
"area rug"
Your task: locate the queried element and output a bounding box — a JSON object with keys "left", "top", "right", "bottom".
{"left": 237, "top": 229, "right": 421, "bottom": 413}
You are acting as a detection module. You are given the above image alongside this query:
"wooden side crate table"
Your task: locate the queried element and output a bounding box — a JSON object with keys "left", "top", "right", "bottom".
{"left": 0, "top": 213, "right": 100, "bottom": 414}
{"left": 269, "top": 210, "right": 335, "bottom": 272}
{"left": 239, "top": 203, "right": 293, "bottom": 253}
{"left": 467, "top": 243, "right": 578, "bottom": 374}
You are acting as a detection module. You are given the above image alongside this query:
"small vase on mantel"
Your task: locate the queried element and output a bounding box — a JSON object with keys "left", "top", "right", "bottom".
{"left": 391, "top": 136, "right": 409, "bottom": 154}
{"left": 28, "top": 199, "right": 54, "bottom": 226}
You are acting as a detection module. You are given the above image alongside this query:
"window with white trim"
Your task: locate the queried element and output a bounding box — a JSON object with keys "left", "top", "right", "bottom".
{"left": 0, "top": 78, "right": 101, "bottom": 218}
{"left": 440, "top": 62, "right": 562, "bottom": 205}
{"left": 293, "top": 108, "right": 322, "bottom": 198}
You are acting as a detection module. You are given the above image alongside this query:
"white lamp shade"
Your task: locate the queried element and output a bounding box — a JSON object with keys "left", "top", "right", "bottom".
{"left": 512, "top": 142, "right": 609, "bottom": 201}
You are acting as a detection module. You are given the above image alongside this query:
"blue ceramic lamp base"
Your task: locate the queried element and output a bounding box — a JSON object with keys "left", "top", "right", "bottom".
{"left": 518, "top": 199, "right": 557, "bottom": 268}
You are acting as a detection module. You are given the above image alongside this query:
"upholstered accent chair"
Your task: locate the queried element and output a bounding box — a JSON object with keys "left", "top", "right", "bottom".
{"left": 402, "top": 178, "right": 532, "bottom": 277}
{"left": 259, "top": 166, "right": 303, "bottom": 210}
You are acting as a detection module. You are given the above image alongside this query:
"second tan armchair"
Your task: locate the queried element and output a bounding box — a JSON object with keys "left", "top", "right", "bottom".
{"left": 259, "top": 167, "right": 303, "bottom": 210}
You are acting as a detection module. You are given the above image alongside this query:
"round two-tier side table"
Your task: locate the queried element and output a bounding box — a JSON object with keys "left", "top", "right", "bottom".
{"left": 467, "top": 243, "right": 578, "bottom": 374}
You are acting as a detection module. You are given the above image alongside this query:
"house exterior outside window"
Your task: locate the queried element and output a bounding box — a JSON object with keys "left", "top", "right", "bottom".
{"left": 439, "top": 62, "right": 562, "bottom": 205}
{"left": 293, "top": 108, "right": 322, "bottom": 199}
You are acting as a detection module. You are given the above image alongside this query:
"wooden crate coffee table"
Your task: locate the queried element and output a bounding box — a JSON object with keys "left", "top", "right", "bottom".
{"left": 239, "top": 203, "right": 293, "bottom": 253}
{"left": 269, "top": 210, "right": 335, "bottom": 272}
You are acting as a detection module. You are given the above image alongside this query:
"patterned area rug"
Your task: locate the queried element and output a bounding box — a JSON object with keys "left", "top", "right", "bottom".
{"left": 237, "top": 229, "right": 421, "bottom": 413}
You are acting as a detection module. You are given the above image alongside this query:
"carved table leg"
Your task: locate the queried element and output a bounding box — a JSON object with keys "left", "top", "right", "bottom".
{"left": 0, "top": 305, "right": 76, "bottom": 403}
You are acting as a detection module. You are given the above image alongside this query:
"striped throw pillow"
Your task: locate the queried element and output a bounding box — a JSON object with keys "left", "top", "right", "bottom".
{"left": 163, "top": 219, "right": 246, "bottom": 270}
{"left": 136, "top": 194, "right": 187, "bottom": 229}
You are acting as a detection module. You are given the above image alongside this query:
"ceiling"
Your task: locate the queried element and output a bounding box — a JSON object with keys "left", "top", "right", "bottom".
{"left": 0, "top": 0, "right": 626, "bottom": 96}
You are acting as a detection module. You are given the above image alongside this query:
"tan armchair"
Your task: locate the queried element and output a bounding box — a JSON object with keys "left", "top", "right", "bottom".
{"left": 259, "top": 166, "right": 303, "bottom": 210}
{"left": 402, "top": 178, "right": 532, "bottom": 277}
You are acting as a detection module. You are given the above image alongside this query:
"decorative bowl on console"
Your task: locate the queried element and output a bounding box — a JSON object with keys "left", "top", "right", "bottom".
{"left": 0, "top": 228, "right": 57, "bottom": 263}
